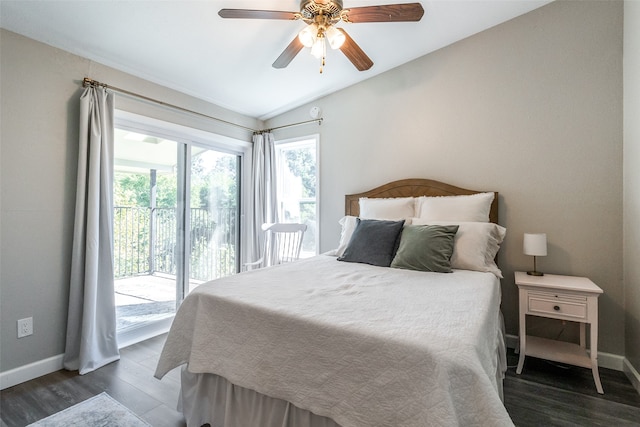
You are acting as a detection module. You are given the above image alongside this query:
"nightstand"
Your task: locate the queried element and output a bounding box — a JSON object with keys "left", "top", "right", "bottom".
{"left": 514, "top": 271, "right": 604, "bottom": 394}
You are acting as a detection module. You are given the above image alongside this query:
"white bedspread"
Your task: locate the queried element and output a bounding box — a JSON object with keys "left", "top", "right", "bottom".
{"left": 155, "top": 255, "right": 513, "bottom": 427}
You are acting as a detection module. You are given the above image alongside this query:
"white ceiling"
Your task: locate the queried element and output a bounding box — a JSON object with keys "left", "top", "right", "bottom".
{"left": 0, "top": 0, "right": 552, "bottom": 120}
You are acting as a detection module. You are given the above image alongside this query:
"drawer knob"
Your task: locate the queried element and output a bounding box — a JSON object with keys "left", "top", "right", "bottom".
{"left": 554, "top": 305, "right": 560, "bottom": 311}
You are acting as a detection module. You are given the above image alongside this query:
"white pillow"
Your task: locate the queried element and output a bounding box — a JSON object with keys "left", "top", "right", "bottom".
{"left": 411, "top": 219, "right": 506, "bottom": 278}
{"left": 359, "top": 197, "right": 415, "bottom": 220}
{"left": 334, "top": 216, "right": 359, "bottom": 257}
{"left": 416, "top": 192, "right": 494, "bottom": 222}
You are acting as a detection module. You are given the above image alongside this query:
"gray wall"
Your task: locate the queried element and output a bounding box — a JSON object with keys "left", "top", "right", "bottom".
{"left": 267, "top": 1, "right": 626, "bottom": 355}
{"left": 0, "top": 29, "right": 260, "bottom": 373}
{"left": 624, "top": 0, "right": 640, "bottom": 374}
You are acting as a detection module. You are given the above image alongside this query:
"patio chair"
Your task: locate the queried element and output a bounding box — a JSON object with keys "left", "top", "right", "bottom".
{"left": 244, "top": 223, "right": 308, "bottom": 271}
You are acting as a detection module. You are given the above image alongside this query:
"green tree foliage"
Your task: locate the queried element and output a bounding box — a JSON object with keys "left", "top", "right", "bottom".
{"left": 284, "top": 149, "right": 316, "bottom": 198}
{"left": 190, "top": 152, "right": 238, "bottom": 209}
{"left": 114, "top": 150, "right": 240, "bottom": 281}
{"left": 114, "top": 151, "right": 238, "bottom": 211}
{"left": 114, "top": 172, "right": 176, "bottom": 208}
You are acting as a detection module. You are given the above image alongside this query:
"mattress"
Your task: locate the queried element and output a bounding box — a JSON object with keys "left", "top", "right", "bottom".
{"left": 155, "top": 255, "right": 513, "bottom": 427}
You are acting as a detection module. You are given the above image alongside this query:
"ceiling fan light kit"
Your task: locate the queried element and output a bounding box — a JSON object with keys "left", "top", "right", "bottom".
{"left": 325, "top": 26, "right": 346, "bottom": 49}
{"left": 219, "top": 1, "right": 424, "bottom": 73}
{"left": 298, "top": 24, "right": 319, "bottom": 48}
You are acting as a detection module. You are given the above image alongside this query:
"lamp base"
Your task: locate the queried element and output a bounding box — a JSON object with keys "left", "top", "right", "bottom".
{"left": 527, "top": 271, "right": 544, "bottom": 276}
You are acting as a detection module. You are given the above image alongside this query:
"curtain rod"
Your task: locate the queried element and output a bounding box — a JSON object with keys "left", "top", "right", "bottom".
{"left": 83, "top": 77, "right": 257, "bottom": 132}
{"left": 82, "top": 77, "right": 323, "bottom": 135}
{"left": 263, "top": 118, "right": 323, "bottom": 133}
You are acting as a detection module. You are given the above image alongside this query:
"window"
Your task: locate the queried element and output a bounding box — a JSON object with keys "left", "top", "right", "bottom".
{"left": 275, "top": 136, "right": 319, "bottom": 258}
{"left": 113, "top": 111, "right": 249, "bottom": 345}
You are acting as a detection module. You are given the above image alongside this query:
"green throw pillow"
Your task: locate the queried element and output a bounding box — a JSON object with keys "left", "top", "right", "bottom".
{"left": 391, "top": 225, "right": 459, "bottom": 273}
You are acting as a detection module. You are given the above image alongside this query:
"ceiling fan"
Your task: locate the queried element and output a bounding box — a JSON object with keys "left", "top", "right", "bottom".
{"left": 218, "top": 1, "right": 424, "bottom": 73}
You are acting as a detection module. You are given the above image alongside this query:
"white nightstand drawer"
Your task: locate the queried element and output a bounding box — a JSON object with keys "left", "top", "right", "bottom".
{"left": 528, "top": 292, "right": 587, "bottom": 320}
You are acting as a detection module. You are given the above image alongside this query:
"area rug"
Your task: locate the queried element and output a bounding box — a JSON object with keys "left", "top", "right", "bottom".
{"left": 27, "top": 392, "right": 151, "bottom": 427}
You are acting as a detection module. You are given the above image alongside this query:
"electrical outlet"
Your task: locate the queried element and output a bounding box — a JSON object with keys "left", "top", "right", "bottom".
{"left": 17, "top": 317, "right": 33, "bottom": 338}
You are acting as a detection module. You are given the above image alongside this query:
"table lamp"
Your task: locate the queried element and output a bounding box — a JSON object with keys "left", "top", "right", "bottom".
{"left": 523, "top": 233, "right": 547, "bottom": 276}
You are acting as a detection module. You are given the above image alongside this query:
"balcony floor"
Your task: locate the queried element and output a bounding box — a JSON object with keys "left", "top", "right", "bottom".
{"left": 115, "top": 274, "right": 202, "bottom": 331}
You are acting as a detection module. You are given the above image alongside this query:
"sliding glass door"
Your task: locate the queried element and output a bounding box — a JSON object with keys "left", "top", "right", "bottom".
{"left": 113, "top": 118, "right": 242, "bottom": 342}
{"left": 187, "top": 146, "right": 240, "bottom": 294}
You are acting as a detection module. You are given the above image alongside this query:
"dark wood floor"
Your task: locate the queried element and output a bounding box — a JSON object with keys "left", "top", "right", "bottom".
{"left": 0, "top": 334, "right": 184, "bottom": 427}
{"left": 504, "top": 350, "right": 640, "bottom": 426}
{"left": 1, "top": 334, "right": 639, "bottom": 427}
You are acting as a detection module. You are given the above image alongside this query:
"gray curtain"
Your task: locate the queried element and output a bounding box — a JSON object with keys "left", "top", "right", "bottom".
{"left": 248, "top": 132, "right": 279, "bottom": 264}
{"left": 63, "top": 86, "right": 120, "bottom": 374}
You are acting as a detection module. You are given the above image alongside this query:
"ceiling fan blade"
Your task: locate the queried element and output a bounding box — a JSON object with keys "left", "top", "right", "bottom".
{"left": 342, "top": 3, "right": 424, "bottom": 23}
{"left": 273, "top": 36, "right": 304, "bottom": 69}
{"left": 338, "top": 29, "right": 373, "bottom": 71}
{"left": 218, "top": 9, "right": 299, "bottom": 20}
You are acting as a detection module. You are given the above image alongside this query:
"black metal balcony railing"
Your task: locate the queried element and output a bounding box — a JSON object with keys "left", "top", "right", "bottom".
{"left": 113, "top": 206, "right": 237, "bottom": 281}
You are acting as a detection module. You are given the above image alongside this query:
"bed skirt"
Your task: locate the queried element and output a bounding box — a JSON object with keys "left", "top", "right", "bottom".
{"left": 180, "top": 367, "right": 342, "bottom": 427}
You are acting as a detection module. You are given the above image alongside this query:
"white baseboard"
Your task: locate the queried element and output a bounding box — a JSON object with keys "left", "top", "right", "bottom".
{"left": 596, "top": 351, "right": 626, "bottom": 371}
{"left": 623, "top": 358, "right": 640, "bottom": 395}
{"left": 0, "top": 354, "right": 64, "bottom": 390}
{"left": 1, "top": 319, "right": 171, "bottom": 391}
{"left": 504, "top": 333, "right": 625, "bottom": 371}
{"left": 505, "top": 333, "right": 519, "bottom": 350}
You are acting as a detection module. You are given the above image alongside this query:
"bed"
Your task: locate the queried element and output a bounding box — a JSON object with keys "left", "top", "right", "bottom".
{"left": 155, "top": 178, "right": 513, "bottom": 427}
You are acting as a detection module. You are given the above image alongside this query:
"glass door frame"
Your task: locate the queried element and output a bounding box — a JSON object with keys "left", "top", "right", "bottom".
{"left": 114, "top": 110, "right": 251, "bottom": 347}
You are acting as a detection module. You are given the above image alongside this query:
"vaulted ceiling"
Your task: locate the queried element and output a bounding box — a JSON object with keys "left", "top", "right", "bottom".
{"left": 0, "top": 0, "right": 552, "bottom": 119}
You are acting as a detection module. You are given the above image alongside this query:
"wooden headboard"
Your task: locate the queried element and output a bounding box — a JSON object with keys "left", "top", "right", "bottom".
{"left": 345, "top": 178, "right": 499, "bottom": 224}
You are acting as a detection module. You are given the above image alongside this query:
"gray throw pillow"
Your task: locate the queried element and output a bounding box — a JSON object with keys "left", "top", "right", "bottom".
{"left": 390, "top": 225, "right": 459, "bottom": 273}
{"left": 338, "top": 219, "right": 405, "bottom": 267}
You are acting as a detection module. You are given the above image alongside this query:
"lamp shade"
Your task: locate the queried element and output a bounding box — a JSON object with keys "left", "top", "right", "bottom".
{"left": 310, "top": 37, "right": 325, "bottom": 59}
{"left": 299, "top": 24, "right": 318, "bottom": 48}
{"left": 325, "top": 25, "right": 345, "bottom": 49}
{"left": 523, "top": 233, "right": 547, "bottom": 256}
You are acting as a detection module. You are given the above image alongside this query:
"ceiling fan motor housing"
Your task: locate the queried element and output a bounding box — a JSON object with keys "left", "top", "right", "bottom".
{"left": 300, "top": 0, "right": 344, "bottom": 21}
